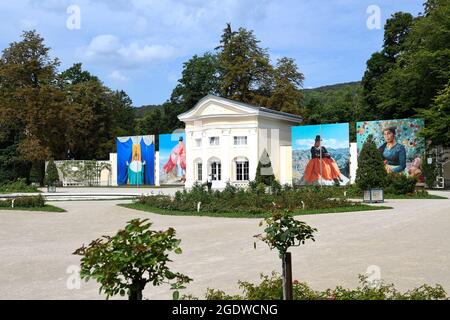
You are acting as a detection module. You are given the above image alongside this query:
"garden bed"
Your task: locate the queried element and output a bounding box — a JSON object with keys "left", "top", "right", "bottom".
{"left": 120, "top": 183, "right": 392, "bottom": 218}
{"left": 120, "top": 203, "right": 390, "bottom": 218}
{"left": 0, "top": 205, "right": 66, "bottom": 212}
{"left": 0, "top": 179, "right": 40, "bottom": 194}
{"left": 0, "top": 195, "right": 65, "bottom": 212}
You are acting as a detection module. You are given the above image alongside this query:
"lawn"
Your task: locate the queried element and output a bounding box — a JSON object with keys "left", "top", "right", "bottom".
{"left": 0, "top": 205, "right": 66, "bottom": 212}
{"left": 119, "top": 203, "right": 392, "bottom": 219}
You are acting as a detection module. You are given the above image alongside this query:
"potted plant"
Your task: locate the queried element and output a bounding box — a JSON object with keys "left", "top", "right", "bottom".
{"left": 45, "top": 159, "right": 60, "bottom": 193}
{"left": 356, "top": 135, "right": 387, "bottom": 203}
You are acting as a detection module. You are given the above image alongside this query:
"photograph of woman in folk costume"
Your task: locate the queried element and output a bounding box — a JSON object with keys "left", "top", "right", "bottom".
{"left": 162, "top": 136, "right": 186, "bottom": 183}
{"left": 378, "top": 126, "right": 407, "bottom": 174}
{"left": 356, "top": 119, "right": 425, "bottom": 179}
{"left": 303, "top": 135, "right": 343, "bottom": 185}
{"left": 126, "top": 143, "right": 146, "bottom": 185}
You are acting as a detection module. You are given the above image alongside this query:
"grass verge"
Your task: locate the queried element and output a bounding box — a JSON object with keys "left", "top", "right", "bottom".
{"left": 119, "top": 203, "right": 392, "bottom": 219}
{"left": 0, "top": 205, "right": 66, "bottom": 212}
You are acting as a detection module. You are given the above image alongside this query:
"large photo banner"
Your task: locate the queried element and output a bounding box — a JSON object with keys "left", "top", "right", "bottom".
{"left": 292, "top": 123, "right": 350, "bottom": 186}
{"left": 159, "top": 133, "right": 186, "bottom": 185}
{"left": 356, "top": 119, "right": 425, "bottom": 178}
{"left": 116, "top": 135, "right": 155, "bottom": 186}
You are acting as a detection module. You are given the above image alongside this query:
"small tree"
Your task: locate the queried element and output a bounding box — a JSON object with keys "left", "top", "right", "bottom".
{"left": 73, "top": 219, "right": 192, "bottom": 300}
{"left": 254, "top": 149, "right": 276, "bottom": 186}
{"left": 255, "top": 211, "right": 317, "bottom": 300}
{"left": 356, "top": 135, "right": 387, "bottom": 190}
{"left": 44, "top": 159, "right": 59, "bottom": 186}
{"left": 29, "top": 161, "right": 44, "bottom": 186}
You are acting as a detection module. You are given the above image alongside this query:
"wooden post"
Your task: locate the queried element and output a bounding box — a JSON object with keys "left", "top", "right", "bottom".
{"left": 282, "top": 252, "right": 293, "bottom": 300}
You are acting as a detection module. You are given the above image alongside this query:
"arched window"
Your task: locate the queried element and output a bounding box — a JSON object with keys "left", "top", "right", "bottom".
{"left": 234, "top": 157, "right": 249, "bottom": 181}
{"left": 208, "top": 157, "right": 221, "bottom": 181}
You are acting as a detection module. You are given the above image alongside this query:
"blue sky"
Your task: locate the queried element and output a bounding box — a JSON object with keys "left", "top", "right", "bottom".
{"left": 0, "top": 0, "right": 424, "bottom": 106}
{"left": 293, "top": 123, "right": 349, "bottom": 150}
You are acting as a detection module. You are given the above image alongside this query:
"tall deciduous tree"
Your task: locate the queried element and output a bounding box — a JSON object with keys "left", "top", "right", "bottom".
{"left": 361, "top": 0, "right": 450, "bottom": 135}
{"left": 0, "top": 30, "right": 65, "bottom": 165}
{"left": 218, "top": 24, "right": 273, "bottom": 105}
{"left": 267, "top": 57, "right": 304, "bottom": 114}
{"left": 419, "top": 80, "right": 450, "bottom": 147}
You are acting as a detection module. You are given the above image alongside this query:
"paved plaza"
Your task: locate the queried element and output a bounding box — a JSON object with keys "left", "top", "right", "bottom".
{"left": 0, "top": 190, "right": 449, "bottom": 299}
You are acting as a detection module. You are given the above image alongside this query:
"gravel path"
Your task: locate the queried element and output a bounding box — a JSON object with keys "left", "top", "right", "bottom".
{"left": 0, "top": 191, "right": 449, "bottom": 299}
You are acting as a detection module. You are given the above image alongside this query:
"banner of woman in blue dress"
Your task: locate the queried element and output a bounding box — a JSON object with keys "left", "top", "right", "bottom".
{"left": 159, "top": 133, "right": 186, "bottom": 184}
{"left": 292, "top": 123, "right": 350, "bottom": 186}
{"left": 116, "top": 135, "right": 155, "bottom": 186}
{"left": 356, "top": 119, "right": 425, "bottom": 179}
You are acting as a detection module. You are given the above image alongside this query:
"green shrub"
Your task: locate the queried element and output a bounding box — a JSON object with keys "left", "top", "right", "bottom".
{"left": 44, "top": 159, "right": 59, "bottom": 186}
{"left": 356, "top": 135, "right": 387, "bottom": 190}
{"left": 0, "top": 199, "right": 12, "bottom": 207}
{"left": 73, "top": 219, "right": 192, "bottom": 300}
{"left": 0, "top": 195, "right": 45, "bottom": 208}
{"left": 136, "top": 183, "right": 353, "bottom": 215}
{"left": 13, "top": 195, "right": 46, "bottom": 207}
{"left": 254, "top": 149, "right": 276, "bottom": 186}
{"left": 29, "top": 161, "right": 44, "bottom": 186}
{"left": 384, "top": 173, "right": 417, "bottom": 195}
{"left": 421, "top": 155, "right": 438, "bottom": 188}
{"left": 193, "top": 273, "right": 448, "bottom": 300}
{"left": 0, "top": 178, "right": 39, "bottom": 193}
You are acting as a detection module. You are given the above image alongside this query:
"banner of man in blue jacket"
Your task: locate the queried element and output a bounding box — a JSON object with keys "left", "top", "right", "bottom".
{"left": 116, "top": 135, "right": 155, "bottom": 186}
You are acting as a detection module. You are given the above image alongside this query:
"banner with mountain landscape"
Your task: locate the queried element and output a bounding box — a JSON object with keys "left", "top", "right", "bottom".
{"left": 292, "top": 123, "right": 350, "bottom": 186}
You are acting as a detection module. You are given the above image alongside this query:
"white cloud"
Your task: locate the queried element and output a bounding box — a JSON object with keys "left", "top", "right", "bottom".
{"left": 118, "top": 43, "right": 175, "bottom": 63}
{"left": 295, "top": 138, "right": 348, "bottom": 150}
{"left": 108, "top": 70, "right": 129, "bottom": 83}
{"left": 86, "top": 35, "right": 121, "bottom": 54}
{"left": 79, "top": 34, "right": 176, "bottom": 68}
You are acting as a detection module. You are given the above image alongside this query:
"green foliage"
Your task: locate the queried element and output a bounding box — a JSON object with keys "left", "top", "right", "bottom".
{"left": 136, "top": 53, "right": 221, "bottom": 135}
{"left": 0, "top": 195, "right": 45, "bottom": 208}
{"left": 218, "top": 24, "right": 273, "bottom": 104}
{"left": 196, "top": 272, "right": 448, "bottom": 300}
{"left": 29, "top": 161, "right": 44, "bottom": 185}
{"left": 255, "top": 211, "right": 316, "bottom": 257}
{"left": 137, "top": 184, "right": 353, "bottom": 216}
{"left": 44, "top": 159, "right": 59, "bottom": 186}
{"left": 13, "top": 194, "right": 45, "bottom": 207}
{"left": 362, "top": 1, "right": 450, "bottom": 144}
{"left": 58, "top": 160, "right": 111, "bottom": 186}
{"left": 421, "top": 155, "right": 439, "bottom": 188}
{"left": 0, "top": 31, "right": 136, "bottom": 183}
{"left": 302, "top": 82, "right": 364, "bottom": 142}
{"left": 254, "top": 149, "right": 276, "bottom": 186}
{"left": 137, "top": 23, "right": 306, "bottom": 130}
{"left": 0, "top": 178, "right": 39, "bottom": 193}
{"left": 356, "top": 135, "right": 387, "bottom": 190}
{"left": 384, "top": 173, "right": 417, "bottom": 195}
{"left": 73, "top": 219, "right": 192, "bottom": 300}
{"left": 418, "top": 80, "right": 450, "bottom": 147}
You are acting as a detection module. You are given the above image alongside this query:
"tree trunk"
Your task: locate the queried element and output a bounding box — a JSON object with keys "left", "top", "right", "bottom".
{"left": 282, "top": 252, "right": 293, "bottom": 300}
{"left": 129, "top": 279, "right": 145, "bottom": 300}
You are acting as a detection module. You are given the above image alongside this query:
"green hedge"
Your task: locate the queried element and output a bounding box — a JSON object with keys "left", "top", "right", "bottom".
{"left": 0, "top": 179, "right": 39, "bottom": 193}
{"left": 0, "top": 195, "right": 46, "bottom": 208}
{"left": 137, "top": 183, "right": 352, "bottom": 215}
{"left": 184, "top": 273, "right": 447, "bottom": 300}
